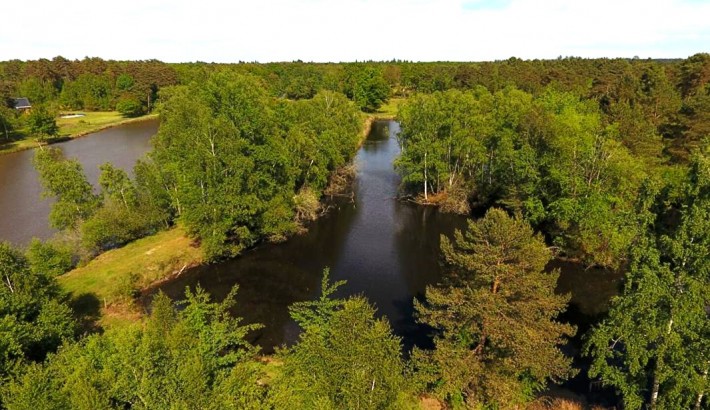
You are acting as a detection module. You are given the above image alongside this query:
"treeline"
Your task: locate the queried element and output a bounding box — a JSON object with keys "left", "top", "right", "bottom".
{"left": 147, "top": 54, "right": 710, "bottom": 163}
{"left": 169, "top": 54, "right": 710, "bottom": 159}
{"left": 2, "top": 54, "right": 709, "bottom": 408}
{"left": 586, "top": 148, "right": 710, "bottom": 409}
{"left": 395, "top": 53, "right": 710, "bottom": 267}
{"left": 150, "top": 73, "right": 363, "bottom": 259}
{"left": 0, "top": 251, "right": 413, "bottom": 408}
{"left": 31, "top": 72, "right": 364, "bottom": 264}
{"left": 32, "top": 147, "right": 169, "bottom": 260}
{"left": 396, "top": 87, "right": 645, "bottom": 267}
{"left": 0, "top": 57, "right": 177, "bottom": 116}
{"left": 392, "top": 71, "right": 710, "bottom": 407}
{"left": 3, "top": 54, "right": 709, "bottom": 154}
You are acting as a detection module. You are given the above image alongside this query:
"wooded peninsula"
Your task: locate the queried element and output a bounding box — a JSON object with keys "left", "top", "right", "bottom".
{"left": 0, "top": 55, "right": 709, "bottom": 409}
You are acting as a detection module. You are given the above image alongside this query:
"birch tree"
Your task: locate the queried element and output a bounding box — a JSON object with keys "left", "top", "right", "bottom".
{"left": 586, "top": 150, "right": 710, "bottom": 409}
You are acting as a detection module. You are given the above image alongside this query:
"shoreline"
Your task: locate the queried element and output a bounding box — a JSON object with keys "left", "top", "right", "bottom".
{"left": 64, "top": 114, "right": 379, "bottom": 326}
{"left": 66, "top": 113, "right": 159, "bottom": 139}
{"left": 0, "top": 113, "right": 159, "bottom": 156}
{"left": 144, "top": 114, "right": 381, "bottom": 292}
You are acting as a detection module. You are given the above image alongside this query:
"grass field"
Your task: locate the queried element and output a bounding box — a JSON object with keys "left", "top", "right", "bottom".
{"left": 0, "top": 111, "right": 158, "bottom": 156}
{"left": 374, "top": 97, "right": 406, "bottom": 119}
{"left": 60, "top": 227, "right": 203, "bottom": 325}
{"left": 56, "top": 111, "right": 158, "bottom": 136}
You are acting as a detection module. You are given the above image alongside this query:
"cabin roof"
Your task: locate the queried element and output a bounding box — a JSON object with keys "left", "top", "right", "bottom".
{"left": 13, "top": 98, "right": 31, "bottom": 109}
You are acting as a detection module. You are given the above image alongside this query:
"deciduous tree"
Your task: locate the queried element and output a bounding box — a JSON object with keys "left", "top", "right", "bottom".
{"left": 0, "top": 243, "right": 75, "bottom": 379}
{"left": 33, "top": 148, "right": 99, "bottom": 230}
{"left": 586, "top": 150, "right": 710, "bottom": 410}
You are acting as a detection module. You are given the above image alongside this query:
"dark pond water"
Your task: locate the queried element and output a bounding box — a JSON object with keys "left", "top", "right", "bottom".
{"left": 0, "top": 119, "right": 159, "bottom": 246}
{"left": 151, "top": 120, "right": 623, "bottom": 359}
{"left": 151, "top": 120, "right": 466, "bottom": 350}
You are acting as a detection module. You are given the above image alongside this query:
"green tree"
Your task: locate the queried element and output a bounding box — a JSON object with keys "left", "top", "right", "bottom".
{"left": 80, "top": 162, "right": 165, "bottom": 253}
{"left": 132, "top": 158, "right": 174, "bottom": 227}
{"left": 285, "top": 91, "right": 362, "bottom": 192}
{"left": 396, "top": 87, "right": 645, "bottom": 267}
{"left": 414, "top": 209, "right": 575, "bottom": 408}
{"left": 17, "top": 77, "right": 56, "bottom": 105}
{"left": 0, "top": 242, "right": 75, "bottom": 380}
{"left": 33, "top": 147, "right": 99, "bottom": 230}
{"left": 115, "top": 73, "right": 135, "bottom": 92}
{"left": 345, "top": 65, "right": 390, "bottom": 112}
{"left": 26, "top": 105, "right": 58, "bottom": 139}
{"left": 98, "top": 163, "right": 137, "bottom": 209}
{"left": 25, "top": 238, "right": 74, "bottom": 277}
{"left": 3, "top": 288, "right": 265, "bottom": 409}
{"left": 269, "top": 270, "right": 415, "bottom": 409}
{"left": 152, "top": 73, "right": 362, "bottom": 260}
{"left": 153, "top": 75, "right": 295, "bottom": 259}
{"left": 529, "top": 89, "right": 644, "bottom": 267}
{"left": 0, "top": 104, "right": 15, "bottom": 141}
{"left": 59, "top": 73, "right": 112, "bottom": 111}
{"left": 115, "top": 94, "right": 144, "bottom": 117}
{"left": 586, "top": 150, "right": 710, "bottom": 410}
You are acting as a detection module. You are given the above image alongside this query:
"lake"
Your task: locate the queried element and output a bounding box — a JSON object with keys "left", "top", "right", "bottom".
{"left": 0, "top": 119, "right": 159, "bottom": 246}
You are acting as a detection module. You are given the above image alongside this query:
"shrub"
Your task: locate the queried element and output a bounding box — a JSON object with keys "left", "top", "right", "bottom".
{"left": 116, "top": 95, "right": 144, "bottom": 117}
{"left": 26, "top": 238, "right": 75, "bottom": 276}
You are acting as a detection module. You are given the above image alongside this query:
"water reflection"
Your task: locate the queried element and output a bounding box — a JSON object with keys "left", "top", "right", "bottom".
{"left": 0, "top": 119, "right": 158, "bottom": 246}
{"left": 152, "top": 120, "right": 467, "bottom": 351}
{"left": 151, "top": 120, "right": 622, "bottom": 355}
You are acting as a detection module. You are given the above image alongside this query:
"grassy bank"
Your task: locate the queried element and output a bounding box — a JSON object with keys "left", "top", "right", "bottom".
{"left": 0, "top": 111, "right": 158, "bottom": 156}
{"left": 373, "top": 97, "right": 405, "bottom": 119}
{"left": 60, "top": 227, "right": 202, "bottom": 327}
{"left": 61, "top": 113, "right": 373, "bottom": 328}
{"left": 57, "top": 111, "right": 158, "bottom": 136}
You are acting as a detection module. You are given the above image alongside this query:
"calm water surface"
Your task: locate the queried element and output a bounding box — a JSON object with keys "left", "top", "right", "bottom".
{"left": 152, "top": 121, "right": 464, "bottom": 350}
{"left": 0, "top": 119, "right": 158, "bottom": 246}
{"left": 151, "top": 120, "right": 622, "bottom": 355}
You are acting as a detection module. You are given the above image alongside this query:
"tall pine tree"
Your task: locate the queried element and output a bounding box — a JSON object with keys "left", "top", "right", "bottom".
{"left": 414, "top": 208, "right": 574, "bottom": 408}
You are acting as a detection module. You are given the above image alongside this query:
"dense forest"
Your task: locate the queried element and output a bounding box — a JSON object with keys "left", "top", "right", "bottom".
{"left": 2, "top": 54, "right": 709, "bottom": 155}
{"left": 1, "top": 54, "right": 709, "bottom": 409}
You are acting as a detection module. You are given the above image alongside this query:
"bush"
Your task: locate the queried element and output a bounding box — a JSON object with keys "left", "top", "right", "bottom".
{"left": 26, "top": 238, "right": 75, "bottom": 276}
{"left": 109, "top": 271, "right": 140, "bottom": 305}
{"left": 116, "top": 95, "right": 144, "bottom": 117}
{"left": 80, "top": 203, "right": 162, "bottom": 254}
{"left": 27, "top": 105, "right": 58, "bottom": 138}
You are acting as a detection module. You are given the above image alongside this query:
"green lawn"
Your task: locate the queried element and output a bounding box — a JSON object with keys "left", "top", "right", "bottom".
{"left": 57, "top": 111, "right": 157, "bottom": 136}
{"left": 0, "top": 111, "right": 157, "bottom": 156}
{"left": 373, "top": 97, "right": 406, "bottom": 119}
{"left": 60, "top": 227, "right": 203, "bottom": 325}
{"left": 0, "top": 131, "right": 44, "bottom": 154}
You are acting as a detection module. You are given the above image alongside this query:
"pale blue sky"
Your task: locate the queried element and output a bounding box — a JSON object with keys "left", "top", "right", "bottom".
{"left": 1, "top": 0, "right": 708, "bottom": 62}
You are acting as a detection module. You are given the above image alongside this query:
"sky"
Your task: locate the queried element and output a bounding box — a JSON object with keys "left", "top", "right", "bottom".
{"left": 1, "top": 0, "right": 709, "bottom": 63}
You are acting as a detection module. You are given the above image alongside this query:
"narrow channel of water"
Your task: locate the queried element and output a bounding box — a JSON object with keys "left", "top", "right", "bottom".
{"left": 151, "top": 120, "right": 466, "bottom": 350}
{"left": 0, "top": 119, "right": 158, "bottom": 246}
{"left": 150, "top": 120, "right": 623, "bottom": 359}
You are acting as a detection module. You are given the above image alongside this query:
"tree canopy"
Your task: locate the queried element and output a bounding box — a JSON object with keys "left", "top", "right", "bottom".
{"left": 150, "top": 73, "right": 363, "bottom": 260}
{"left": 586, "top": 149, "right": 710, "bottom": 410}
{"left": 414, "top": 209, "right": 575, "bottom": 408}
{"left": 269, "top": 271, "right": 414, "bottom": 409}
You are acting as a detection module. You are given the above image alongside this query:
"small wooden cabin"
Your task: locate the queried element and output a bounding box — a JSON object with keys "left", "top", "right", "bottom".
{"left": 12, "top": 98, "right": 32, "bottom": 113}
